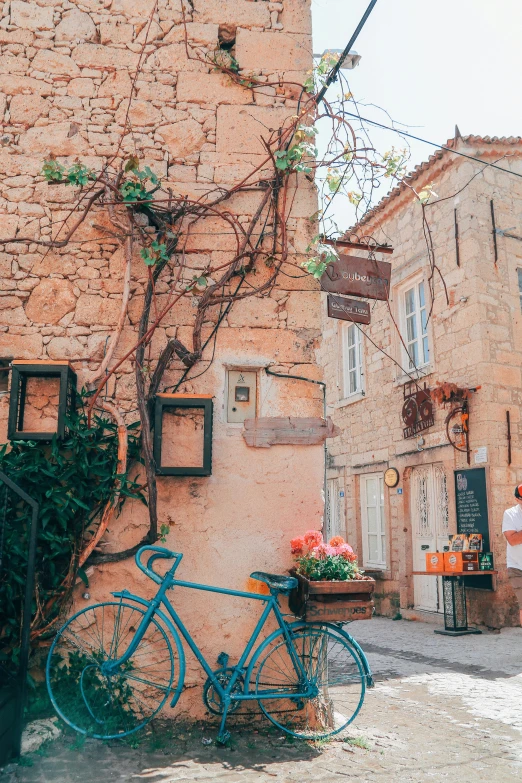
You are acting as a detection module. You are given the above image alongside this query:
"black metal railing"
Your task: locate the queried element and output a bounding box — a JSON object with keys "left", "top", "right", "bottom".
{"left": 0, "top": 470, "right": 38, "bottom": 766}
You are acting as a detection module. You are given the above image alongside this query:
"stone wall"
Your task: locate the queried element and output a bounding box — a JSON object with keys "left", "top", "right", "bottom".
{"left": 322, "top": 139, "right": 522, "bottom": 627}
{"left": 0, "top": 0, "right": 324, "bottom": 715}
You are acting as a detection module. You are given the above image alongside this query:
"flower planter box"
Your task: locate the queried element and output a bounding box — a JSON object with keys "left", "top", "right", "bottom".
{"left": 289, "top": 570, "right": 375, "bottom": 623}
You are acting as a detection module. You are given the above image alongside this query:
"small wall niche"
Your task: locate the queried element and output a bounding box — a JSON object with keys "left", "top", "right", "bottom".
{"left": 154, "top": 394, "right": 213, "bottom": 477}
{"left": 8, "top": 361, "right": 77, "bottom": 442}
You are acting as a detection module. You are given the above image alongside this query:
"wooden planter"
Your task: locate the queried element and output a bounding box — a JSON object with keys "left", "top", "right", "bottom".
{"left": 289, "top": 570, "right": 375, "bottom": 623}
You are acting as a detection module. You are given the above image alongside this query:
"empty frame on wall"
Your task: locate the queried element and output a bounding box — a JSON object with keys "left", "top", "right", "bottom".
{"left": 153, "top": 394, "right": 213, "bottom": 476}
{"left": 8, "top": 361, "right": 77, "bottom": 442}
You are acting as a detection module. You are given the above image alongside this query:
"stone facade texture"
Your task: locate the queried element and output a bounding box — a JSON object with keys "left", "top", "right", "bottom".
{"left": 322, "top": 138, "right": 522, "bottom": 628}
{"left": 0, "top": 0, "right": 323, "bottom": 716}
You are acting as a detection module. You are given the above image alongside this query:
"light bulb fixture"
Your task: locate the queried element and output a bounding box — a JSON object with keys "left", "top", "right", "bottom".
{"left": 312, "top": 49, "right": 362, "bottom": 69}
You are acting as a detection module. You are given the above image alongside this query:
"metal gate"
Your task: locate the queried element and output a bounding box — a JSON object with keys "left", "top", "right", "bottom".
{"left": 0, "top": 471, "right": 39, "bottom": 766}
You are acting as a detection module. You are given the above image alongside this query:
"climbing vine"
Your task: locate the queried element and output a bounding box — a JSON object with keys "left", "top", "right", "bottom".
{"left": 0, "top": 404, "right": 143, "bottom": 668}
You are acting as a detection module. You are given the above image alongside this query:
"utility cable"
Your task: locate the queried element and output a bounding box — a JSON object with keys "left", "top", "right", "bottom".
{"left": 342, "top": 111, "right": 522, "bottom": 181}
{"left": 316, "top": 0, "right": 379, "bottom": 106}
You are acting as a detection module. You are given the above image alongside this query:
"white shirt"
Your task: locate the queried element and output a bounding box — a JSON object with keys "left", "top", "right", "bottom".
{"left": 502, "top": 504, "right": 522, "bottom": 570}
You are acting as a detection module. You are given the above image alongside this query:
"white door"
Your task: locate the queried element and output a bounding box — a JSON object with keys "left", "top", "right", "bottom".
{"left": 326, "top": 479, "right": 343, "bottom": 541}
{"left": 360, "top": 474, "right": 387, "bottom": 569}
{"left": 411, "top": 464, "right": 449, "bottom": 612}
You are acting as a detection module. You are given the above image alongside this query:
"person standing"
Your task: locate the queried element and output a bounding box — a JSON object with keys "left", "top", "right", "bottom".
{"left": 502, "top": 484, "right": 522, "bottom": 625}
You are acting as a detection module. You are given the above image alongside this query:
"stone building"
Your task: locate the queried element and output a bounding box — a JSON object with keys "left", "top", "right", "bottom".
{"left": 322, "top": 135, "right": 522, "bottom": 628}
{"left": 0, "top": 0, "right": 323, "bottom": 716}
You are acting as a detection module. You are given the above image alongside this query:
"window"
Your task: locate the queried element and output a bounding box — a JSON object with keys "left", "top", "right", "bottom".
{"left": 360, "top": 473, "right": 386, "bottom": 569}
{"left": 403, "top": 280, "right": 429, "bottom": 369}
{"left": 517, "top": 268, "right": 522, "bottom": 312}
{"left": 341, "top": 323, "right": 364, "bottom": 398}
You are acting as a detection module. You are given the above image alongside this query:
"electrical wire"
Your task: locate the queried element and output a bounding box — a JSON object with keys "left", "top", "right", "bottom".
{"left": 342, "top": 112, "right": 522, "bottom": 181}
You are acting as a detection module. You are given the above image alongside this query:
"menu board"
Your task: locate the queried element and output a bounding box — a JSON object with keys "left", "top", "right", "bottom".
{"left": 454, "top": 468, "right": 492, "bottom": 590}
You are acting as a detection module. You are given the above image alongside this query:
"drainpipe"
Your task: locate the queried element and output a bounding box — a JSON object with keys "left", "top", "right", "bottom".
{"left": 264, "top": 367, "right": 328, "bottom": 524}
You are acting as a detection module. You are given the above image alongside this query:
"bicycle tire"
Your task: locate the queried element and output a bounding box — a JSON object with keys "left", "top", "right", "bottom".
{"left": 47, "top": 600, "right": 179, "bottom": 739}
{"left": 251, "top": 623, "right": 366, "bottom": 739}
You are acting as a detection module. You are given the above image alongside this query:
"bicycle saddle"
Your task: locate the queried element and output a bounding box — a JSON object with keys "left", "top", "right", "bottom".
{"left": 250, "top": 571, "right": 297, "bottom": 594}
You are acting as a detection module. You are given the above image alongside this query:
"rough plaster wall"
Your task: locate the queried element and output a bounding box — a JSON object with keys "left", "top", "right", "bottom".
{"left": 0, "top": 0, "right": 324, "bottom": 714}
{"left": 321, "top": 148, "right": 522, "bottom": 626}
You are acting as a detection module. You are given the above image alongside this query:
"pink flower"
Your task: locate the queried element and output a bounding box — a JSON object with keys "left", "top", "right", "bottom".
{"left": 312, "top": 543, "right": 337, "bottom": 559}
{"left": 337, "top": 543, "right": 357, "bottom": 562}
{"left": 303, "top": 530, "right": 323, "bottom": 550}
{"left": 290, "top": 536, "right": 305, "bottom": 555}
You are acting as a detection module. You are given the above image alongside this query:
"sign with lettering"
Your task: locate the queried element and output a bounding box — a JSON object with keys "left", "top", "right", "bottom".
{"left": 454, "top": 467, "right": 492, "bottom": 590}
{"left": 321, "top": 254, "right": 391, "bottom": 301}
{"left": 402, "top": 383, "right": 434, "bottom": 439}
{"left": 327, "top": 294, "right": 371, "bottom": 324}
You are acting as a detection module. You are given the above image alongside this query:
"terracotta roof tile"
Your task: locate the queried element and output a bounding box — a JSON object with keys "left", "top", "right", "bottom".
{"left": 347, "top": 135, "right": 522, "bottom": 233}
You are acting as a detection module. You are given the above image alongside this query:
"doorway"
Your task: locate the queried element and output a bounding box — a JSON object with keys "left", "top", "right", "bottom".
{"left": 411, "top": 464, "right": 449, "bottom": 612}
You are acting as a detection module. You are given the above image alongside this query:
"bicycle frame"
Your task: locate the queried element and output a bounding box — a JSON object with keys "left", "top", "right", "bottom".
{"left": 106, "top": 560, "right": 313, "bottom": 710}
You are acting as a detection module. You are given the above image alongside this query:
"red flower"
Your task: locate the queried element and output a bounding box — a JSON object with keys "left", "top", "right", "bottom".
{"left": 290, "top": 536, "right": 305, "bottom": 555}
{"left": 303, "top": 530, "right": 323, "bottom": 549}
{"left": 329, "top": 535, "right": 345, "bottom": 547}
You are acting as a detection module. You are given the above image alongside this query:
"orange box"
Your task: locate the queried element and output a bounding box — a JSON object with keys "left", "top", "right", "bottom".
{"left": 425, "top": 552, "right": 444, "bottom": 572}
{"left": 444, "top": 552, "right": 478, "bottom": 572}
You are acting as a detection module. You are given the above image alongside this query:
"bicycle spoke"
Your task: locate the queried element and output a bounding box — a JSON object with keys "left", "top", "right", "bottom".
{"left": 254, "top": 627, "right": 365, "bottom": 740}
{"left": 47, "top": 602, "right": 177, "bottom": 739}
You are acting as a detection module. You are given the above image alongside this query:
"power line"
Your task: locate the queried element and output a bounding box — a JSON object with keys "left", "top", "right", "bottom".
{"left": 316, "top": 0, "right": 379, "bottom": 105}
{"left": 342, "top": 111, "right": 522, "bottom": 181}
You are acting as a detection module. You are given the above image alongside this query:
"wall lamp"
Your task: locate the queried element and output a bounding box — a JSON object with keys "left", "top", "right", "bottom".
{"left": 313, "top": 49, "right": 362, "bottom": 69}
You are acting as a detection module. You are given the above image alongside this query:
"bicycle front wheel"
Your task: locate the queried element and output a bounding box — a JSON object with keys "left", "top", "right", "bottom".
{"left": 253, "top": 624, "right": 365, "bottom": 740}
{"left": 47, "top": 601, "right": 177, "bottom": 739}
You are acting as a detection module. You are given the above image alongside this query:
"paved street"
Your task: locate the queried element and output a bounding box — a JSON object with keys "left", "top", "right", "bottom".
{"left": 2, "top": 617, "right": 522, "bottom": 783}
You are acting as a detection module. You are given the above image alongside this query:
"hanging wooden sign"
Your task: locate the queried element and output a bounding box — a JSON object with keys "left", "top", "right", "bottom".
{"left": 402, "top": 382, "right": 434, "bottom": 439}
{"left": 321, "top": 254, "right": 391, "bottom": 301}
{"left": 327, "top": 294, "right": 371, "bottom": 325}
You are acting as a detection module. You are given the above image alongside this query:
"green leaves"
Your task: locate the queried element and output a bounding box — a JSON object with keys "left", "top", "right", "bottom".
{"left": 66, "top": 162, "right": 95, "bottom": 187}
{"left": 0, "top": 404, "right": 143, "bottom": 674}
{"left": 140, "top": 241, "right": 170, "bottom": 267}
{"left": 41, "top": 158, "right": 65, "bottom": 182}
{"left": 274, "top": 130, "right": 318, "bottom": 175}
{"left": 295, "top": 553, "right": 360, "bottom": 581}
{"left": 301, "top": 239, "right": 339, "bottom": 279}
{"left": 120, "top": 163, "right": 160, "bottom": 203}
{"left": 41, "top": 158, "right": 95, "bottom": 186}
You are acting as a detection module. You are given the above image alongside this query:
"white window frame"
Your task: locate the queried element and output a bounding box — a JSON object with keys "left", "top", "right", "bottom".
{"left": 341, "top": 322, "right": 364, "bottom": 399}
{"left": 399, "top": 277, "right": 430, "bottom": 370}
{"left": 360, "top": 472, "right": 387, "bottom": 569}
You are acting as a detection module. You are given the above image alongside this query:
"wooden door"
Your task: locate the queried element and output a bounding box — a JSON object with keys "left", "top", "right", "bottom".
{"left": 411, "top": 464, "right": 449, "bottom": 612}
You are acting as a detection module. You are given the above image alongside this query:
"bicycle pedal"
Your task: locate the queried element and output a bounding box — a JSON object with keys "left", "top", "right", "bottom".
{"left": 217, "top": 651, "right": 229, "bottom": 667}
{"left": 216, "top": 731, "right": 231, "bottom": 745}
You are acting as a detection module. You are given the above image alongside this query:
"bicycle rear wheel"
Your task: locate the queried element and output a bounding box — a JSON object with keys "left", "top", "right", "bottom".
{"left": 47, "top": 601, "right": 176, "bottom": 739}
{"left": 253, "top": 624, "right": 365, "bottom": 740}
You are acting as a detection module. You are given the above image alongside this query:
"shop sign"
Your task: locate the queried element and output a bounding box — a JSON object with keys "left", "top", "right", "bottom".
{"left": 327, "top": 294, "right": 371, "bottom": 324}
{"left": 402, "top": 382, "right": 434, "bottom": 439}
{"left": 454, "top": 467, "right": 492, "bottom": 590}
{"left": 321, "top": 254, "right": 391, "bottom": 301}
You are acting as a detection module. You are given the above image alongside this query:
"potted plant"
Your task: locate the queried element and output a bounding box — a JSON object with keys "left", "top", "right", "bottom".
{"left": 288, "top": 530, "right": 375, "bottom": 622}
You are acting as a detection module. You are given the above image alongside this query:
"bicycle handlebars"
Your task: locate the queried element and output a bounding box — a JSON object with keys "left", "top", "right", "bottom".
{"left": 135, "top": 545, "right": 183, "bottom": 585}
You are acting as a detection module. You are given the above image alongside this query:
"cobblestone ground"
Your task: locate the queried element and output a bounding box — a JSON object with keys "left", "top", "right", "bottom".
{"left": 2, "top": 618, "right": 522, "bottom": 783}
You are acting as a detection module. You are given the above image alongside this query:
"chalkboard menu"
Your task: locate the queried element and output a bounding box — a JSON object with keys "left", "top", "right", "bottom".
{"left": 454, "top": 467, "right": 493, "bottom": 590}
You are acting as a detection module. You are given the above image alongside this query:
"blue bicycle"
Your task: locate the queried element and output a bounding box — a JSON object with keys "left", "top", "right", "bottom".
{"left": 46, "top": 546, "right": 372, "bottom": 743}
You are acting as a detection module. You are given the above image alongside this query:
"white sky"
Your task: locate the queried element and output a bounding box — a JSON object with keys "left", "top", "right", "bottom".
{"left": 312, "top": 0, "right": 522, "bottom": 229}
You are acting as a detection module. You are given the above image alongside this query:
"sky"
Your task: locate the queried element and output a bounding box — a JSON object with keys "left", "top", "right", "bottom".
{"left": 312, "top": 0, "right": 522, "bottom": 229}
